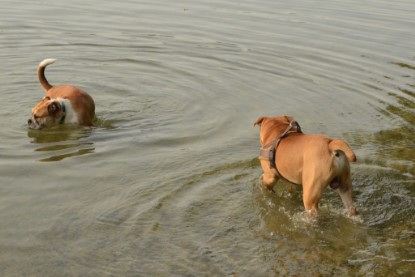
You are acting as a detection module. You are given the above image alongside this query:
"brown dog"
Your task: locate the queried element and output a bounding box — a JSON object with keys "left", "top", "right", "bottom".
{"left": 28, "top": 58, "right": 95, "bottom": 129}
{"left": 255, "top": 115, "right": 357, "bottom": 217}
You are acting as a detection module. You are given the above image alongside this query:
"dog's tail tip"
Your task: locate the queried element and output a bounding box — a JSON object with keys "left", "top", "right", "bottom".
{"left": 37, "top": 58, "right": 56, "bottom": 91}
{"left": 38, "top": 58, "right": 57, "bottom": 68}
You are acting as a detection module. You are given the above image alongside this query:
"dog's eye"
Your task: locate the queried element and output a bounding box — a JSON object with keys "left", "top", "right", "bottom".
{"left": 48, "top": 102, "right": 59, "bottom": 113}
{"left": 44, "top": 96, "right": 51, "bottom": 100}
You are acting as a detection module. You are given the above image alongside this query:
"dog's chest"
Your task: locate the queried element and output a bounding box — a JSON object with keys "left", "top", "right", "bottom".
{"left": 59, "top": 99, "right": 79, "bottom": 124}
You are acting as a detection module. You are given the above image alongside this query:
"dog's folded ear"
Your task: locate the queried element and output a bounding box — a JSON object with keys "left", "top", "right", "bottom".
{"left": 254, "top": 116, "right": 266, "bottom": 127}
{"left": 48, "top": 101, "right": 61, "bottom": 114}
{"left": 283, "top": 115, "right": 294, "bottom": 123}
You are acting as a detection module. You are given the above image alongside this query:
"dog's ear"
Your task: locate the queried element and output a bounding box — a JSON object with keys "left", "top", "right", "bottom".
{"left": 283, "top": 115, "right": 293, "bottom": 123}
{"left": 254, "top": 117, "right": 266, "bottom": 127}
{"left": 48, "top": 101, "right": 61, "bottom": 114}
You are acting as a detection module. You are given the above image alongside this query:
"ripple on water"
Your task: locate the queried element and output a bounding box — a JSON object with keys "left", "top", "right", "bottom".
{"left": 1, "top": 0, "right": 415, "bottom": 276}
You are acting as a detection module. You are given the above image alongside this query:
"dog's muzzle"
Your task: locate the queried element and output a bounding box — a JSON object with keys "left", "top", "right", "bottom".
{"left": 28, "top": 118, "right": 41, "bottom": 129}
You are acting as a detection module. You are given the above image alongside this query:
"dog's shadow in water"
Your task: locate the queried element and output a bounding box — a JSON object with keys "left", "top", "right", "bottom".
{"left": 26, "top": 112, "right": 127, "bottom": 162}
{"left": 27, "top": 125, "right": 95, "bottom": 162}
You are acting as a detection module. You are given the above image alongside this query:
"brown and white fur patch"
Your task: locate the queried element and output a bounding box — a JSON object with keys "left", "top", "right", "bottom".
{"left": 28, "top": 58, "right": 95, "bottom": 129}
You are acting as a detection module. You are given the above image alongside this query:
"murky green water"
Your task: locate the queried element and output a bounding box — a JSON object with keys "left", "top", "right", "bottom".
{"left": 0, "top": 0, "right": 414, "bottom": 276}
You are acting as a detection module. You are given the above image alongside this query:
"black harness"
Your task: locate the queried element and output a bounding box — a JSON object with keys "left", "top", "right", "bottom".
{"left": 259, "top": 120, "right": 302, "bottom": 182}
{"left": 59, "top": 101, "right": 66, "bottom": 124}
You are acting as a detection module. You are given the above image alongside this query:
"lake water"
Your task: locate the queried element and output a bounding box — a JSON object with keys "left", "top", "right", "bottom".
{"left": 0, "top": 0, "right": 414, "bottom": 276}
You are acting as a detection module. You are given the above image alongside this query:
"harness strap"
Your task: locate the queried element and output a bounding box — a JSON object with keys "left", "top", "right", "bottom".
{"left": 59, "top": 101, "right": 66, "bottom": 124}
{"left": 258, "top": 120, "right": 302, "bottom": 181}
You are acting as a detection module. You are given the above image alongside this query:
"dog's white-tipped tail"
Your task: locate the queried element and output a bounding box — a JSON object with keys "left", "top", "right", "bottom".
{"left": 39, "top": 58, "right": 56, "bottom": 68}
{"left": 37, "top": 58, "right": 57, "bottom": 91}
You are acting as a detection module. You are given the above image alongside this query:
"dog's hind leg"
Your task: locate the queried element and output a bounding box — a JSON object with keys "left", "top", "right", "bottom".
{"left": 302, "top": 179, "right": 324, "bottom": 217}
{"left": 335, "top": 177, "right": 357, "bottom": 216}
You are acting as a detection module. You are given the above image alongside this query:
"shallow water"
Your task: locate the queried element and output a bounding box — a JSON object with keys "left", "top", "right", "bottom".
{"left": 0, "top": 0, "right": 414, "bottom": 276}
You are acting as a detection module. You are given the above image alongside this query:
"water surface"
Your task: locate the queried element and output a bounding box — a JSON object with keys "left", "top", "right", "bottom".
{"left": 0, "top": 0, "right": 414, "bottom": 276}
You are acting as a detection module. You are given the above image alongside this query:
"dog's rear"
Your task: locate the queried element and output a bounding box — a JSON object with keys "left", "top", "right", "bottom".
{"left": 329, "top": 139, "right": 356, "bottom": 162}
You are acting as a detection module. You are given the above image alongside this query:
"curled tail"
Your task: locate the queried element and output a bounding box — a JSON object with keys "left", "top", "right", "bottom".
{"left": 329, "top": 139, "right": 357, "bottom": 162}
{"left": 37, "top": 58, "right": 56, "bottom": 91}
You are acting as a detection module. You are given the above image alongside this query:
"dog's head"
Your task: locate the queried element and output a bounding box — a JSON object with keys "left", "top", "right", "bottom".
{"left": 28, "top": 97, "right": 65, "bottom": 129}
{"left": 254, "top": 115, "right": 294, "bottom": 145}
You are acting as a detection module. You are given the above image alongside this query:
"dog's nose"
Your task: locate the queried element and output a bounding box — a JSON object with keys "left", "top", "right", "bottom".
{"left": 28, "top": 119, "right": 32, "bottom": 125}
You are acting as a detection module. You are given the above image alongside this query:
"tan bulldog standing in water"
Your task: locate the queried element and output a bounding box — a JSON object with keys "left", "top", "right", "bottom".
{"left": 255, "top": 115, "right": 357, "bottom": 217}
{"left": 28, "top": 58, "right": 95, "bottom": 129}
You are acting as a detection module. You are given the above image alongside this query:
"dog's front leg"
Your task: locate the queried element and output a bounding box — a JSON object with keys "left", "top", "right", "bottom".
{"left": 262, "top": 172, "right": 278, "bottom": 191}
{"left": 260, "top": 161, "right": 278, "bottom": 192}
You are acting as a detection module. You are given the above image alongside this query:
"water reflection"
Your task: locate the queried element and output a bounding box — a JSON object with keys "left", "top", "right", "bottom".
{"left": 27, "top": 126, "right": 95, "bottom": 162}
{"left": 374, "top": 88, "right": 415, "bottom": 175}
{"left": 361, "top": 63, "right": 415, "bottom": 176}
